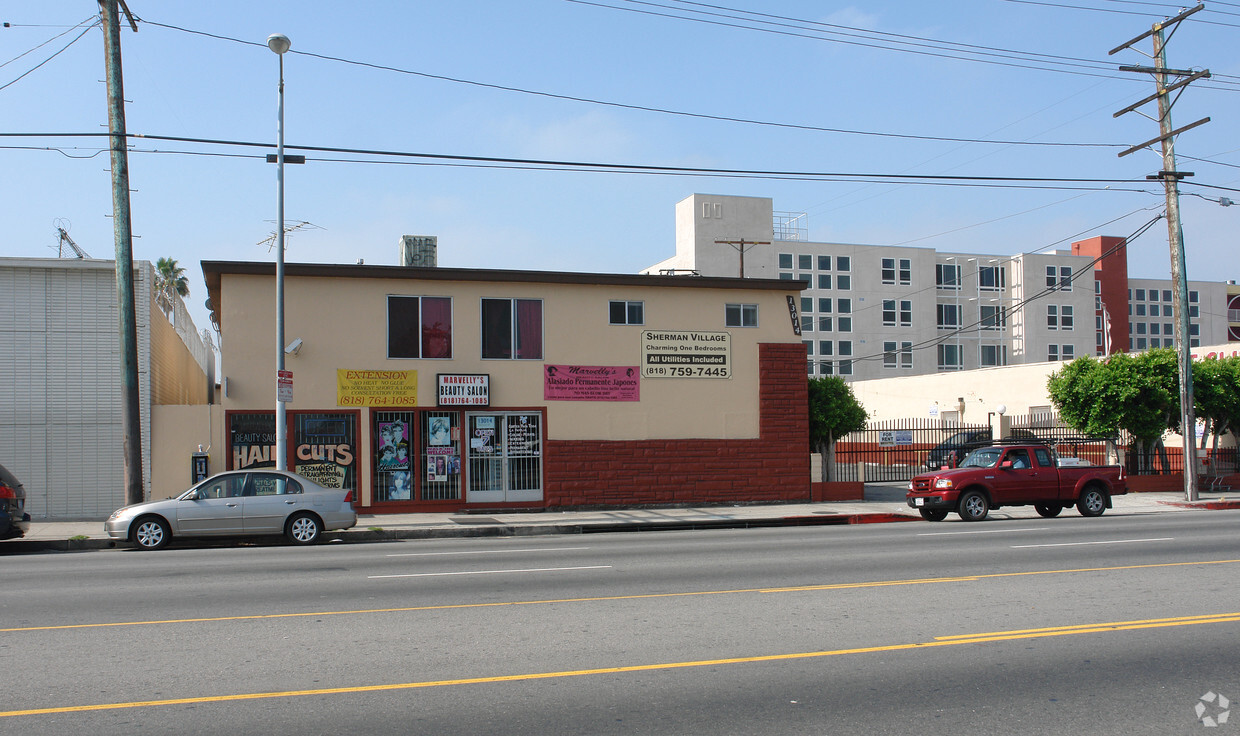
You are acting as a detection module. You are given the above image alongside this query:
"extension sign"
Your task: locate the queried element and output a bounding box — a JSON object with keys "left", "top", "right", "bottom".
{"left": 336, "top": 369, "right": 418, "bottom": 407}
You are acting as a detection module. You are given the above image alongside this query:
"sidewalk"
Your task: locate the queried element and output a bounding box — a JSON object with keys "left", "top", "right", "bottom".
{"left": 6, "top": 486, "right": 1239, "bottom": 553}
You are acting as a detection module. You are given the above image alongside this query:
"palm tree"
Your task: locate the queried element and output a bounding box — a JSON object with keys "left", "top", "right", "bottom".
{"left": 154, "top": 257, "right": 189, "bottom": 316}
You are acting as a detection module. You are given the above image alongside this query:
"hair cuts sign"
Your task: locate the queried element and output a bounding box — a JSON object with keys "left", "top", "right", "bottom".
{"left": 640, "top": 330, "right": 731, "bottom": 378}
{"left": 337, "top": 370, "right": 417, "bottom": 407}
{"left": 544, "top": 365, "right": 639, "bottom": 401}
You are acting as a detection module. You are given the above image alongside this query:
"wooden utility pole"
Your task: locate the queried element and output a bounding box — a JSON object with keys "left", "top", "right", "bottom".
{"left": 100, "top": 0, "right": 144, "bottom": 506}
{"left": 714, "top": 239, "right": 769, "bottom": 278}
{"left": 1111, "top": 3, "right": 1209, "bottom": 501}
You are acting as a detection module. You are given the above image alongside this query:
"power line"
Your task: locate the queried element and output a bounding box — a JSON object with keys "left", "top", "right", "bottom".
{"left": 0, "top": 19, "right": 97, "bottom": 93}
{"left": 136, "top": 19, "right": 1131, "bottom": 148}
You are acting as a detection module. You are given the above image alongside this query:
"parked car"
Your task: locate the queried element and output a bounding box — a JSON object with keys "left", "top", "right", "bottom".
{"left": 0, "top": 463, "right": 32, "bottom": 540}
{"left": 924, "top": 428, "right": 1046, "bottom": 470}
{"left": 907, "top": 444, "right": 1127, "bottom": 522}
{"left": 105, "top": 469, "right": 356, "bottom": 550}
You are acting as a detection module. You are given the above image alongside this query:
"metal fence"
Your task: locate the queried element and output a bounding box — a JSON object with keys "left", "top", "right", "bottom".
{"left": 832, "top": 419, "right": 991, "bottom": 482}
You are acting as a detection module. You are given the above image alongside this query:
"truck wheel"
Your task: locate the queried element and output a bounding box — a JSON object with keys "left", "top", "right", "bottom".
{"left": 1034, "top": 504, "right": 1062, "bottom": 518}
{"left": 1077, "top": 487, "right": 1107, "bottom": 517}
{"left": 957, "top": 491, "right": 989, "bottom": 522}
{"left": 919, "top": 508, "right": 949, "bottom": 522}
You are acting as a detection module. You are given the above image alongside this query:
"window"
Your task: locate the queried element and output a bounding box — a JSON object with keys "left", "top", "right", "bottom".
{"left": 818, "top": 298, "right": 832, "bottom": 313}
{"left": 1048, "top": 344, "right": 1059, "bottom": 361}
{"left": 1047, "top": 305, "right": 1058, "bottom": 330}
{"left": 938, "top": 344, "right": 963, "bottom": 370}
{"left": 836, "top": 274, "right": 851, "bottom": 290}
{"left": 838, "top": 298, "right": 852, "bottom": 314}
{"left": 1136, "top": 337, "right": 1147, "bottom": 350}
{"left": 881, "top": 258, "right": 896, "bottom": 284}
{"left": 388, "top": 296, "right": 453, "bottom": 359}
{"left": 818, "top": 255, "right": 831, "bottom": 270}
{"left": 839, "top": 360, "right": 853, "bottom": 376}
{"left": 818, "top": 274, "right": 832, "bottom": 290}
{"left": 1046, "top": 265, "right": 1072, "bottom": 290}
{"left": 1164, "top": 322, "right": 1172, "bottom": 335}
{"left": 818, "top": 316, "right": 832, "bottom": 332}
{"left": 1136, "top": 322, "right": 1146, "bottom": 335}
{"left": 1190, "top": 322, "right": 1200, "bottom": 336}
{"left": 725, "top": 303, "right": 758, "bottom": 327}
{"left": 1135, "top": 289, "right": 1146, "bottom": 301}
{"left": 882, "top": 300, "right": 896, "bottom": 326}
{"left": 818, "top": 361, "right": 834, "bottom": 375}
{"left": 609, "top": 300, "right": 644, "bottom": 325}
{"left": 801, "top": 297, "right": 813, "bottom": 313}
{"left": 838, "top": 341, "right": 852, "bottom": 356}
{"left": 901, "top": 341, "right": 913, "bottom": 368}
{"left": 837, "top": 317, "right": 852, "bottom": 332}
{"left": 1186, "top": 290, "right": 1194, "bottom": 302}
{"left": 798, "top": 273, "right": 811, "bottom": 283}
{"left": 798, "top": 254, "right": 812, "bottom": 270}
{"left": 883, "top": 341, "right": 898, "bottom": 368}
{"left": 818, "top": 341, "right": 833, "bottom": 356}
{"left": 482, "top": 298, "right": 542, "bottom": 359}
{"left": 803, "top": 340, "right": 814, "bottom": 356}
{"left": 936, "top": 264, "right": 961, "bottom": 290}
{"left": 900, "top": 300, "right": 912, "bottom": 327}
{"left": 979, "top": 266, "right": 1005, "bottom": 291}
{"left": 779, "top": 273, "right": 793, "bottom": 281}
{"left": 837, "top": 256, "right": 851, "bottom": 272}
{"left": 1149, "top": 322, "right": 1159, "bottom": 335}
{"left": 980, "top": 344, "right": 1008, "bottom": 366}
{"left": 1189, "top": 305, "right": 1199, "bottom": 318}
{"left": 1136, "top": 304, "right": 1146, "bottom": 316}
{"left": 937, "top": 303, "right": 962, "bottom": 329}
{"left": 981, "top": 305, "right": 1005, "bottom": 330}
{"left": 801, "top": 316, "right": 813, "bottom": 332}
{"left": 1149, "top": 304, "right": 1160, "bottom": 317}
{"left": 1061, "top": 305, "right": 1074, "bottom": 330}
{"left": 899, "top": 258, "right": 912, "bottom": 285}
{"left": 1149, "top": 289, "right": 1159, "bottom": 301}
{"left": 778, "top": 253, "right": 792, "bottom": 269}
{"left": 1062, "top": 345, "right": 1074, "bottom": 360}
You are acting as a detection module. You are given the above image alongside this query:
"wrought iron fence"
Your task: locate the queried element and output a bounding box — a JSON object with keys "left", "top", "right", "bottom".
{"left": 831, "top": 419, "right": 991, "bottom": 482}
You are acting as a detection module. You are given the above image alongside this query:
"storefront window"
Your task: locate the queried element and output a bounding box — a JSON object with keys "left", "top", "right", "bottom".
{"left": 292, "top": 413, "right": 357, "bottom": 491}
{"left": 374, "top": 412, "right": 415, "bottom": 501}
{"left": 466, "top": 412, "right": 542, "bottom": 502}
{"left": 421, "top": 411, "right": 462, "bottom": 500}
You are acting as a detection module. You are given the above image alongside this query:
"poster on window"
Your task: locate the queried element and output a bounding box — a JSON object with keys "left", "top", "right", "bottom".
{"left": 230, "top": 413, "right": 276, "bottom": 469}
{"left": 293, "top": 413, "right": 356, "bottom": 491}
{"left": 427, "top": 416, "right": 452, "bottom": 446}
{"left": 377, "top": 420, "right": 410, "bottom": 470}
{"left": 543, "top": 365, "right": 640, "bottom": 401}
{"left": 388, "top": 470, "right": 411, "bottom": 500}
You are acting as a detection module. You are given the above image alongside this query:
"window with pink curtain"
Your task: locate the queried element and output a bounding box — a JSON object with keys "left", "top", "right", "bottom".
{"left": 515, "top": 299, "right": 542, "bottom": 360}
{"left": 420, "top": 297, "right": 452, "bottom": 359}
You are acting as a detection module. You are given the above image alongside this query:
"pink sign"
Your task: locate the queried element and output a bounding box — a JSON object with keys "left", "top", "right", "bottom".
{"left": 544, "top": 365, "right": 640, "bottom": 402}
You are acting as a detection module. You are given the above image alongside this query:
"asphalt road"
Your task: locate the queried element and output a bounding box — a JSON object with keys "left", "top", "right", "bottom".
{"left": 2, "top": 511, "right": 1238, "bottom": 735}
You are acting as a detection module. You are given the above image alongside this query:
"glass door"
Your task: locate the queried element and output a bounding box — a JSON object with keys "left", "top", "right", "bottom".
{"left": 466, "top": 412, "right": 543, "bottom": 503}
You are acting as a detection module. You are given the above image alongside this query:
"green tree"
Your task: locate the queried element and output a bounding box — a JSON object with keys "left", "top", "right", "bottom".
{"left": 1193, "top": 356, "right": 1240, "bottom": 454}
{"left": 808, "top": 376, "right": 868, "bottom": 482}
{"left": 154, "top": 257, "right": 189, "bottom": 317}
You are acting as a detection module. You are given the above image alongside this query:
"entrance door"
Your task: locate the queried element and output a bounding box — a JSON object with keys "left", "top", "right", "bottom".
{"left": 466, "top": 413, "right": 543, "bottom": 503}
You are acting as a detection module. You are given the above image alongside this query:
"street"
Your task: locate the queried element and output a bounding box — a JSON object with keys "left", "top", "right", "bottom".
{"left": 2, "top": 511, "right": 1239, "bottom": 734}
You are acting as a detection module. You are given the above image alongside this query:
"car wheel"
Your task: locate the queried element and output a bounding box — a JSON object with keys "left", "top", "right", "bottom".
{"left": 1035, "top": 503, "right": 1063, "bottom": 518}
{"left": 919, "top": 508, "right": 949, "bottom": 522}
{"left": 957, "top": 491, "right": 989, "bottom": 522}
{"left": 133, "top": 516, "right": 170, "bottom": 550}
{"left": 285, "top": 513, "right": 322, "bottom": 545}
{"left": 1077, "top": 487, "right": 1107, "bottom": 517}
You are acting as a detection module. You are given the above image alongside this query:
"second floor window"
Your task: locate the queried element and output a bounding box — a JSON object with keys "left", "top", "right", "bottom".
{"left": 388, "top": 295, "right": 452, "bottom": 359}
{"left": 725, "top": 303, "right": 758, "bottom": 327}
{"left": 481, "top": 298, "right": 542, "bottom": 359}
{"left": 609, "top": 300, "right": 644, "bottom": 325}
{"left": 937, "top": 303, "right": 962, "bottom": 329}
{"left": 936, "top": 264, "right": 961, "bottom": 290}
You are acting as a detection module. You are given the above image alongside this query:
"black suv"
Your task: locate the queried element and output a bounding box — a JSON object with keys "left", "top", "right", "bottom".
{"left": 0, "top": 463, "right": 31, "bottom": 540}
{"left": 925, "top": 429, "right": 1046, "bottom": 470}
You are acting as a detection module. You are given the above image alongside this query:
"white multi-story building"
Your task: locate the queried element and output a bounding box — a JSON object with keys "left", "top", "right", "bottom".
{"left": 645, "top": 194, "right": 1238, "bottom": 381}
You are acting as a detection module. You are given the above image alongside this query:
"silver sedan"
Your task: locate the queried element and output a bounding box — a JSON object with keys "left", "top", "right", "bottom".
{"left": 105, "top": 469, "right": 357, "bottom": 550}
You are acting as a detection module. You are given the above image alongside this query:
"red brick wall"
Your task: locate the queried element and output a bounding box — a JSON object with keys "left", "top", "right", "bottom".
{"left": 544, "top": 343, "right": 810, "bottom": 508}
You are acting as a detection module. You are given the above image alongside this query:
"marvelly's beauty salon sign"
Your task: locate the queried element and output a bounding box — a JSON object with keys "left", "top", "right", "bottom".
{"left": 640, "top": 330, "right": 731, "bottom": 379}
{"left": 437, "top": 374, "right": 490, "bottom": 406}
{"left": 336, "top": 370, "right": 418, "bottom": 407}
{"left": 543, "top": 365, "right": 639, "bottom": 401}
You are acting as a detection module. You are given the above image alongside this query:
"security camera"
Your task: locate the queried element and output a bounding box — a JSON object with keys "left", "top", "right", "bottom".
{"left": 284, "top": 338, "right": 303, "bottom": 355}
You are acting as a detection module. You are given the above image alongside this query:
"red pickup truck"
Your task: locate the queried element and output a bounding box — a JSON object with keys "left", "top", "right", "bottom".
{"left": 906, "top": 444, "right": 1127, "bottom": 522}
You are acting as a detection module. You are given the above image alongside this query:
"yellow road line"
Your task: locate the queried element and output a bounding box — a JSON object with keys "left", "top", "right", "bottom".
{"left": 2, "top": 611, "right": 1238, "bottom": 719}
{"left": 4, "top": 558, "right": 1238, "bottom": 634}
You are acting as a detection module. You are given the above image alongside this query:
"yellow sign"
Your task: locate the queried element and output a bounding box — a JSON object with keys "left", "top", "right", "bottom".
{"left": 336, "top": 369, "right": 418, "bottom": 407}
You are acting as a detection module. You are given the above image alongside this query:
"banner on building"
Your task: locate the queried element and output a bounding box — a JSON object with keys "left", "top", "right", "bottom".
{"left": 544, "top": 365, "right": 640, "bottom": 401}
{"left": 337, "top": 369, "right": 417, "bottom": 407}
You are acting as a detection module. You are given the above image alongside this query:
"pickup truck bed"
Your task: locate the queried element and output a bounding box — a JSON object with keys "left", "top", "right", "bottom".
{"left": 906, "top": 444, "right": 1127, "bottom": 522}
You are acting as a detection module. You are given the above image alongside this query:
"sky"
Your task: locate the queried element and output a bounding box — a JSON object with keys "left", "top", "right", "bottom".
{"left": 3, "top": 1, "right": 1239, "bottom": 343}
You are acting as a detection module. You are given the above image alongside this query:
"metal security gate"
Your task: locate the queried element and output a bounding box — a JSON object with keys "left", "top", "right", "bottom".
{"left": 833, "top": 419, "right": 991, "bottom": 482}
{"left": 465, "top": 412, "right": 543, "bottom": 503}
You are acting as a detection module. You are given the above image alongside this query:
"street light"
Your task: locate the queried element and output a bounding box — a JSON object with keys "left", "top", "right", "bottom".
{"left": 268, "top": 33, "right": 290, "bottom": 471}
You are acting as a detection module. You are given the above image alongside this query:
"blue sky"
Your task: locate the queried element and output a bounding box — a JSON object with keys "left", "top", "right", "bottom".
{"left": 3, "top": 1, "right": 1238, "bottom": 339}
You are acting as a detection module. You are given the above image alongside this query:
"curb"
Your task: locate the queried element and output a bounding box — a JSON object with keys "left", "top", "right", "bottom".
{"left": 1163, "top": 499, "right": 1240, "bottom": 511}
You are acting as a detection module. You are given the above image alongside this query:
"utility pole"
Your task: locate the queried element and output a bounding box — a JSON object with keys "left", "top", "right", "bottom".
{"left": 99, "top": 0, "right": 144, "bottom": 506}
{"left": 714, "top": 239, "right": 769, "bottom": 278}
{"left": 1110, "top": 3, "right": 1209, "bottom": 501}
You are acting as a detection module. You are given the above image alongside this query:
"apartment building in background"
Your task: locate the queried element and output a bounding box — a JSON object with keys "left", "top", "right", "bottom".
{"left": 645, "top": 194, "right": 1238, "bottom": 381}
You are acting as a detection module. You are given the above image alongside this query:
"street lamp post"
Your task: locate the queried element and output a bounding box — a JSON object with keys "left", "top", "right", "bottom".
{"left": 268, "top": 33, "right": 290, "bottom": 471}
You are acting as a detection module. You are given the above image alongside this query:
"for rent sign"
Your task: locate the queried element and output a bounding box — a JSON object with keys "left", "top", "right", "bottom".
{"left": 640, "top": 330, "right": 731, "bottom": 379}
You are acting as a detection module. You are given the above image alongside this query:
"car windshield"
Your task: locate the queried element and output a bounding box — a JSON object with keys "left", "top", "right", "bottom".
{"left": 960, "top": 448, "right": 1003, "bottom": 468}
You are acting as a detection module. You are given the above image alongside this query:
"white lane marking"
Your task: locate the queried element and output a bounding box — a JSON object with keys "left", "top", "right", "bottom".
{"left": 1011, "top": 537, "right": 1174, "bottom": 549}
{"left": 918, "top": 527, "right": 1050, "bottom": 536}
{"left": 369, "top": 565, "right": 611, "bottom": 579}
{"left": 386, "top": 547, "right": 590, "bottom": 558}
